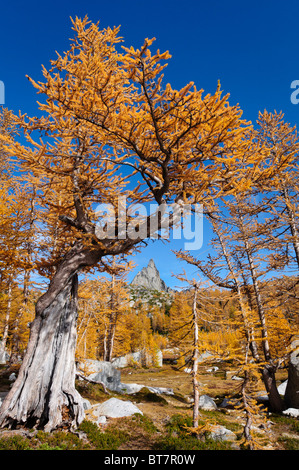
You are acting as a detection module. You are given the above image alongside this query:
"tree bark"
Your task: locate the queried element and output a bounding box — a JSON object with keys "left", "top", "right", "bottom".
{"left": 282, "top": 186, "right": 299, "bottom": 270}
{"left": 0, "top": 278, "right": 12, "bottom": 364}
{"left": 0, "top": 272, "right": 84, "bottom": 431}
{"left": 261, "top": 364, "right": 284, "bottom": 413}
{"left": 192, "top": 285, "right": 200, "bottom": 429}
{"left": 238, "top": 213, "right": 284, "bottom": 413}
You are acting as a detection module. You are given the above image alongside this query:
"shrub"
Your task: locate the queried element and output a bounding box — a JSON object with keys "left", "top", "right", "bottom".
{"left": 78, "top": 419, "right": 127, "bottom": 450}
{"left": 154, "top": 414, "right": 233, "bottom": 451}
{"left": 0, "top": 435, "right": 31, "bottom": 450}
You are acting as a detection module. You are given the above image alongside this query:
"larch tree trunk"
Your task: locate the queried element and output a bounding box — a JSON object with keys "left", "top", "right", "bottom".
{"left": 103, "top": 272, "right": 118, "bottom": 363}
{"left": 192, "top": 284, "right": 200, "bottom": 429}
{"left": 0, "top": 243, "right": 102, "bottom": 431}
{"left": 282, "top": 186, "right": 299, "bottom": 270}
{"left": 0, "top": 278, "right": 12, "bottom": 364}
{"left": 0, "top": 242, "right": 103, "bottom": 432}
{"left": 240, "top": 216, "right": 284, "bottom": 414}
{"left": 0, "top": 273, "right": 83, "bottom": 431}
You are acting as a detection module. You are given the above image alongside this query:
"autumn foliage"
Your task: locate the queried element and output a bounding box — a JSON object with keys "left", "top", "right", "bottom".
{"left": 0, "top": 17, "right": 297, "bottom": 439}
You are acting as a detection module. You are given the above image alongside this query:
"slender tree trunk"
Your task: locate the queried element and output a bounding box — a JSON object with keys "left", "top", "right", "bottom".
{"left": 192, "top": 285, "right": 200, "bottom": 429}
{"left": 105, "top": 313, "right": 117, "bottom": 363}
{"left": 241, "top": 368, "right": 253, "bottom": 450}
{"left": 103, "top": 320, "right": 108, "bottom": 361}
{"left": 240, "top": 219, "right": 284, "bottom": 413}
{"left": 213, "top": 221, "right": 261, "bottom": 360}
{"left": 282, "top": 186, "right": 299, "bottom": 269}
{"left": 0, "top": 278, "right": 12, "bottom": 364}
{"left": 10, "top": 269, "right": 31, "bottom": 363}
{"left": 103, "top": 272, "right": 117, "bottom": 362}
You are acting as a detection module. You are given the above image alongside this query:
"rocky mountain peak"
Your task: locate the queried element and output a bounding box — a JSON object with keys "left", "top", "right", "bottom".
{"left": 131, "top": 259, "right": 168, "bottom": 292}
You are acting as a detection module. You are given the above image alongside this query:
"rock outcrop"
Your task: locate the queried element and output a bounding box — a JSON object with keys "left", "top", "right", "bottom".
{"left": 284, "top": 337, "right": 299, "bottom": 409}
{"left": 89, "top": 397, "right": 143, "bottom": 420}
{"left": 112, "top": 349, "right": 163, "bottom": 368}
{"left": 77, "top": 359, "right": 171, "bottom": 395}
{"left": 131, "top": 259, "right": 168, "bottom": 292}
{"left": 77, "top": 360, "right": 121, "bottom": 392}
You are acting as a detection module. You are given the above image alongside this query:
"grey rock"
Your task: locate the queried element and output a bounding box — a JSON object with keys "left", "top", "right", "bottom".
{"left": 112, "top": 352, "right": 142, "bottom": 368}
{"left": 147, "top": 386, "right": 173, "bottom": 395}
{"left": 206, "top": 366, "right": 219, "bottom": 372}
{"left": 78, "top": 360, "right": 121, "bottom": 392}
{"left": 97, "top": 415, "right": 107, "bottom": 425}
{"left": 219, "top": 397, "right": 241, "bottom": 409}
{"left": 285, "top": 337, "right": 299, "bottom": 409}
{"left": 118, "top": 382, "right": 173, "bottom": 396}
{"left": 90, "top": 397, "right": 143, "bottom": 419}
{"left": 118, "top": 383, "right": 144, "bottom": 394}
{"left": 197, "top": 351, "right": 213, "bottom": 363}
{"left": 208, "top": 425, "right": 237, "bottom": 442}
{"left": 282, "top": 408, "right": 299, "bottom": 418}
{"left": 198, "top": 394, "right": 217, "bottom": 411}
{"left": 82, "top": 398, "right": 92, "bottom": 410}
{"left": 112, "top": 349, "right": 163, "bottom": 368}
{"left": 278, "top": 380, "right": 288, "bottom": 395}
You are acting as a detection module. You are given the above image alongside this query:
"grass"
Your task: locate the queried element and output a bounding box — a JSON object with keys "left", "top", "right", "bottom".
{"left": 270, "top": 414, "right": 299, "bottom": 450}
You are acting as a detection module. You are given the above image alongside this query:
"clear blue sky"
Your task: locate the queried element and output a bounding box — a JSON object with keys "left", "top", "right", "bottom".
{"left": 1, "top": 0, "right": 299, "bottom": 288}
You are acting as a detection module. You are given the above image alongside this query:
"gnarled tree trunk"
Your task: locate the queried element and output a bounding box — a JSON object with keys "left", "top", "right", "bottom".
{"left": 0, "top": 272, "right": 84, "bottom": 431}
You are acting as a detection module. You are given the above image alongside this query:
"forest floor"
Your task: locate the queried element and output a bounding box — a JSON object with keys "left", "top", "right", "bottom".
{"left": 0, "top": 360, "right": 298, "bottom": 451}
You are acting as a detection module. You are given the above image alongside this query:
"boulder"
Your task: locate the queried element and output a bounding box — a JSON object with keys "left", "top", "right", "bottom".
{"left": 97, "top": 415, "right": 107, "bottom": 425}
{"left": 118, "top": 383, "right": 144, "bottom": 394}
{"left": 90, "top": 397, "right": 143, "bottom": 419}
{"left": 82, "top": 398, "right": 92, "bottom": 411}
{"left": 219, "top": 397, "right": 242, "bottom": 409}
{"left": 146, "top": 386, "right": 173, "bottom": 395}
{"left": 284, "top": 338, "right": 299, "bottom": 409}
{"left": 197, "top": 351, "right": 213, "bottom": 363}
{"left": 283, "top": 408, "right": 299, "bottom": 418}
{"left": 78, "top": 360, "right": 121, "bottom": 392}
{"left": 112, "top": 352, "right": 142, "bottom": 368}
{"left": 112, "top": 349, "right": 163, "bottom": 368}
{"left": 208, "top": 425, "right": 237, "bottom": 442}
{"left": 198, "top": 394, "right": 217, "bottom": 411}
{"left": 118, "top": 382, "right": 173, "bottom": 396}
{"left": 278, "top": 380, "right": 288, "bottom": 395}
{"left": 206, "top": 366, "right": 219, "bottom": 373}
